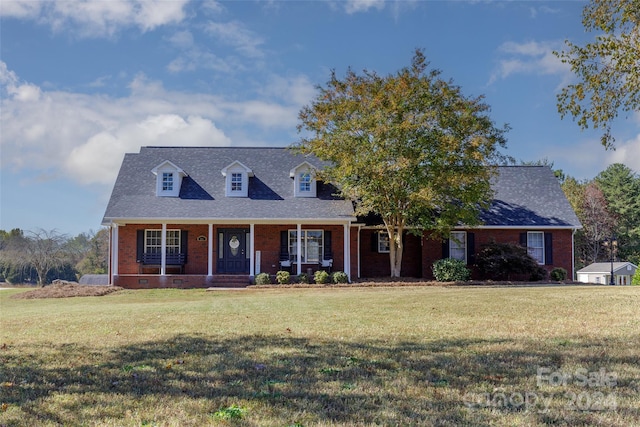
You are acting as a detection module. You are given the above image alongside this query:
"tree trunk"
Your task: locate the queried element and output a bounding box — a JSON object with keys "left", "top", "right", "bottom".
{"left": 386, "top": 223, "right": 404, "bottom": 278}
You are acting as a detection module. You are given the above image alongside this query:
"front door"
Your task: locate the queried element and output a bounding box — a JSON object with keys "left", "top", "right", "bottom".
{"left": 217, "top": 229, "right": 250, "bottom": 274}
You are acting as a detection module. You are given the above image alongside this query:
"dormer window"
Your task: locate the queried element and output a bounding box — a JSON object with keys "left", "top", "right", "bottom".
{"left": 221, "top": 161, "right": 253, "bottom": 198}
{"left": 290, "top": 162, "right": 317, "bottom": 197}
{"left": 152, "top": 160, "right": 186, "bottom": 197}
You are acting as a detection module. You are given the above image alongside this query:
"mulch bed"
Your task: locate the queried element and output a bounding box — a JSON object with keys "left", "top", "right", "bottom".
{"left": 10, "top": 280, "right": 123, "bottom": 300}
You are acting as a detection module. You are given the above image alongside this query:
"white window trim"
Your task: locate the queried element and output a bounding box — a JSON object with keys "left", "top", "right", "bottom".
{"left": 289, "top": 229, "right": 324, "bottom": 263}
{"left": 145, "top": 229, "right": 181, "bottom": 254}
{"left": 152, "top": 160, "right": 186, "bottom": 197}
{"left": 290, "top": 162, "right": 317, "bottom": 198}
{"left": 449, "top": 231, "right": 467, "bottom": 263}
{"left": 527, "top": 231, "right": 545, "bottom": 265}
{"left": 378, "top": 231, "right": 390, "bottom": 253}
{"left": 221, "top": 161, "right": 253, "bottom": 198}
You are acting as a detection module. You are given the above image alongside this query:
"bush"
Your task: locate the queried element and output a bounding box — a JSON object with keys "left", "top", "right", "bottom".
{"left": 332, "top": 271, "right": 349, "bottom": 284}
{"left": 475, "top": 241, "right": 546, "bottom": 281}
{"left": 632, "top": 268, "right": 640, "bottom": 286}
{"left": 297, "top": 273, "right": 310, "bottom": 284}
{"left": 550, "top": 267, "right": 568, "bottom": 281}
{"left": 254, "top": 272, "right": 271, "bottom": 285}
{"left": 432, "top": 258, "right": 470, "bottom": 282}
{"left": 314, "top": 270, "right": 329, "bottom": 284}
{"left": 275, "top": 270, "right": 290, "bottom": 285}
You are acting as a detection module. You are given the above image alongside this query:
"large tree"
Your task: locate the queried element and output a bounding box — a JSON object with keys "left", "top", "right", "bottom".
{"left": 554, "top": 0, "right": 640, "bottom": 149}
{"left": 296, "top": 50, "right": 509, "bottom": 277}
{"left": 595, "top": 163, "right": 640, "bottom": 264}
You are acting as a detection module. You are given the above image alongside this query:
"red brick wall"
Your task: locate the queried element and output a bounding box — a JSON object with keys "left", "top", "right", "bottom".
{"left": 359, "top": 229, "right": 423, "bottom": 278}
{"left": 420, "top": 228, "right": 576, "bottom": 280}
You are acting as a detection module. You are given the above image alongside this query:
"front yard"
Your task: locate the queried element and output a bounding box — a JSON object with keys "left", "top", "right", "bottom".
{"left": 1, "top": 285, "right": 638, "bottom": 426}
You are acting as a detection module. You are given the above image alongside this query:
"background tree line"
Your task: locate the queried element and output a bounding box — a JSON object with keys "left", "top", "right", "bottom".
{"left": 0, "top": 228, "right": 108, "bottom": 286}
{"left": 560, "top": 163, "right": 640, "bottom": 269}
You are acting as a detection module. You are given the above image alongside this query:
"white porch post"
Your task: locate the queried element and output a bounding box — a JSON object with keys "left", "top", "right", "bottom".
{"left": 112, "top": 224, "right": 119, "bottom": 277}
{"left": 296, "top": 223, "right": 302, "bottom": 275}
{"left": 208, "top": 224, "right": 213, "bottom": 276}
{"left": 344, "top": 223, "right": 351, "bottom": 280}
{"left": 161, "top": 223, "right": 167, "bottom": 275}
{"left": 249, "top": 223, "right": 255, "bottom": 277}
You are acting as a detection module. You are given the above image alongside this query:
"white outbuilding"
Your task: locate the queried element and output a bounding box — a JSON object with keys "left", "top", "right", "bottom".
{"left": 576, "top": 262, "right": 637, "bottom": 285}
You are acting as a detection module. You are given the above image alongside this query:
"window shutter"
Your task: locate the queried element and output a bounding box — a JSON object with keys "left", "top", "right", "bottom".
{"left": 280, "top": 231, "right": 289, "bottom": 257}
{"left": 519, "top": 233, "right": 527, "bottom": 247}
{"left": 544, "top": 232, "right": 553, "bottom": 265}
{"left": 442, "top": 238, "right": 450, "bottom": 259}
{"left": 466, "top": 232, "right": 475, "bottom": 265}
{"left": 136, "top": 230, "right": 144, "bottom": 262}
{"left": 324, "top": 230, "right": 332, "bottom": 259}
{"left": 181, "top": 231, "right": 188, "bottom": 262}
{"left": 371, "top": 231, "right": 379, "bottom": 252}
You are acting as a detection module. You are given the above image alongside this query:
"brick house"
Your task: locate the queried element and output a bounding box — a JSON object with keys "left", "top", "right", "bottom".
{"left": 102, "top": 146, "right": 581, "bottom": 288}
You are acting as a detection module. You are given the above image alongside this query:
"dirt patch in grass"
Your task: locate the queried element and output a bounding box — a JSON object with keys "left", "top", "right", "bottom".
{"left": 10, "top": 280, "right": 122, "bottom": 299}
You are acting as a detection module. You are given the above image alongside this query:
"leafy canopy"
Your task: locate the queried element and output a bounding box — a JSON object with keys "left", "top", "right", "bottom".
{"left": 554, "top": 0, "right": 640, "bottom": 149}
{"left": 296, "top": 50, "right": 509, "bottom": 237}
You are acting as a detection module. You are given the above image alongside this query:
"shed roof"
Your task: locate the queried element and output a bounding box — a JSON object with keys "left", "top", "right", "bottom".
{"left": 576, "top": 262, "right": 638, "bottom": 274}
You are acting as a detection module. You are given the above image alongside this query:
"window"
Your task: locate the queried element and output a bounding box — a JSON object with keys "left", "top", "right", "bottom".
{"left": 527, "top": 231, "right": 544, "bottom": 264}
{"left": 145, "top": 229, "right": 181, "bottom": 254}
{"left": 449, "top": 231, "right": 466, "bottom": 262}
{"left": 299, "top": 172, "right": 312, "bottom": 192}
{"left": 289, "top": 230, "right": 324, "bottom": 263}
{"left": 378, "top": 231, "right": 390, "bottom": 253}
{"left": 162, "top": 172, "right": 174, "bottom": 191}
{"left": 231, "top": 173, "right": 243, "bottom": 192}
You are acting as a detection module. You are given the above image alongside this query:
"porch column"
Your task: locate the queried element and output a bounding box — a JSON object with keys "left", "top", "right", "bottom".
{"left": 344, "top": 223, "right": 351, "bottom": 280}
{"left": 111, "top": 224, "right": 119, "bottom": 277}
{"left": 296, "top": 223, "right": 302, "bottom": 275}
{"left": 208, "top": 224, "right": 213, "bottom": 276}
{"left": 249, "top": 223, "right": 255, "bottom": 277}
{"left": 161, "top": 223, "right": 167, "bottom": 275}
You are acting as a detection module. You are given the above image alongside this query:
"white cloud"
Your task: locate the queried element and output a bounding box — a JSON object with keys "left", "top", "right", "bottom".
{"left": 0, "top": 62, "right": 306, "bottom": 187}
{"left": 204, "top": 20, "right": 265, "bottom": 58}
{"left": 0, "top": 0, "right": 189, "bottom": 37}
{"left": 344, "top": 0, "right": 385, "bottom": 14}
{"left": 545, "top": 135, "right": 640, "bottom": 180}
{"left": 489, "top": 40, "right": 571, "bottom": 85}
{"left": 67, "top": 115, "right": 230, "bottom": 185}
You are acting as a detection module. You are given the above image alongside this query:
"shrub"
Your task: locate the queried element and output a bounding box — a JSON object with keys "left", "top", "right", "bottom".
{"left": 475, "top": 241, "right": 546, "bottom": 281}
{"left": 275, "top": 270, "right": 290, "bottom": 285}
{"left": 332, "top": 271, "right": 349, "bottom": 284}
{"left": 297, "top": 272, "right": 310, "bottom": 284}
{"left": 550, "top": 267, "right": 568, "bottom": 281}
{"left": 432, "top": 258, "right": 470, "bottom": 282}
{"left": 314, "top": 270, "right": 329, "bottom": 284}
{"left": 632, "top": 268, "right": 640, "bottom": 286}
{"left": 254, "top": 272, "right": 271, "bottom": 285}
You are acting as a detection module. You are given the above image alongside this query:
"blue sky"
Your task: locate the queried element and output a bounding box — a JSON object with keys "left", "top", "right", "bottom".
{"left": 1, "top": 0, "right": 638, "bottom": 236}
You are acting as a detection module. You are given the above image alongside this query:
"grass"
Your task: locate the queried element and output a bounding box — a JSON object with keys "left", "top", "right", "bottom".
{"left": 1, "top": 285, "right": 639, "bottom": 426}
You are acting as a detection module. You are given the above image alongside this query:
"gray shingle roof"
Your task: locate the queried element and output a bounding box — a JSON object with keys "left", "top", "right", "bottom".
{"left": 480, "top": 166, "right": 582, "bottom": 228}
{"left": 103, "top": 148, "right": 581, "bottom": 229}
{"left": 576, "top": 262, "right": 637, "bottom": 274}
{"left": 102, "top": 146, "right": 356, "bottom": 223}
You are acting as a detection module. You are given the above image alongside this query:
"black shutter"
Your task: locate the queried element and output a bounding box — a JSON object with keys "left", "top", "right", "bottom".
{"left": 371, "top": 231, "right": 379, "bottom": 252}
{"left": 324, "top": 230, "right": 332, "bottom": 259}
{"left": 181, "top": 231, "right": 188, "bottom": 262}
{"left": 280, "top": 230, "right": 289, "bottom": 258}
{"left": 544, "top": 232, "right": 553, "bottom": 265}
{"left": 442, "top": 238, "right": 450, "bottom": 259}
{"left": 136, "top": 230, "right": 144, "bottom": 262}
{"left": 466, "top": 232, "right": 475, "bottom": 265}
{"left": 520, "top": 232, "right": 527, "bottom": 247}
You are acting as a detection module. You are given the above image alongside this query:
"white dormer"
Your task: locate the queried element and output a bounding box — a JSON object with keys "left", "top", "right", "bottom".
{"left": 152, "top": 160, "right": 186, "bottom": 197}
{"left": 221, "top": 160, "right": 254, "bottom": 197}
{"left": 290, "top": 161, "right": 317, "bottom": 198}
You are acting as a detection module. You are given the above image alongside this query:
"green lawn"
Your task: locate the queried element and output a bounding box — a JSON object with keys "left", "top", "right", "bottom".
{"left": 1, "top": 285, "right": 639, "bottom": 426}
